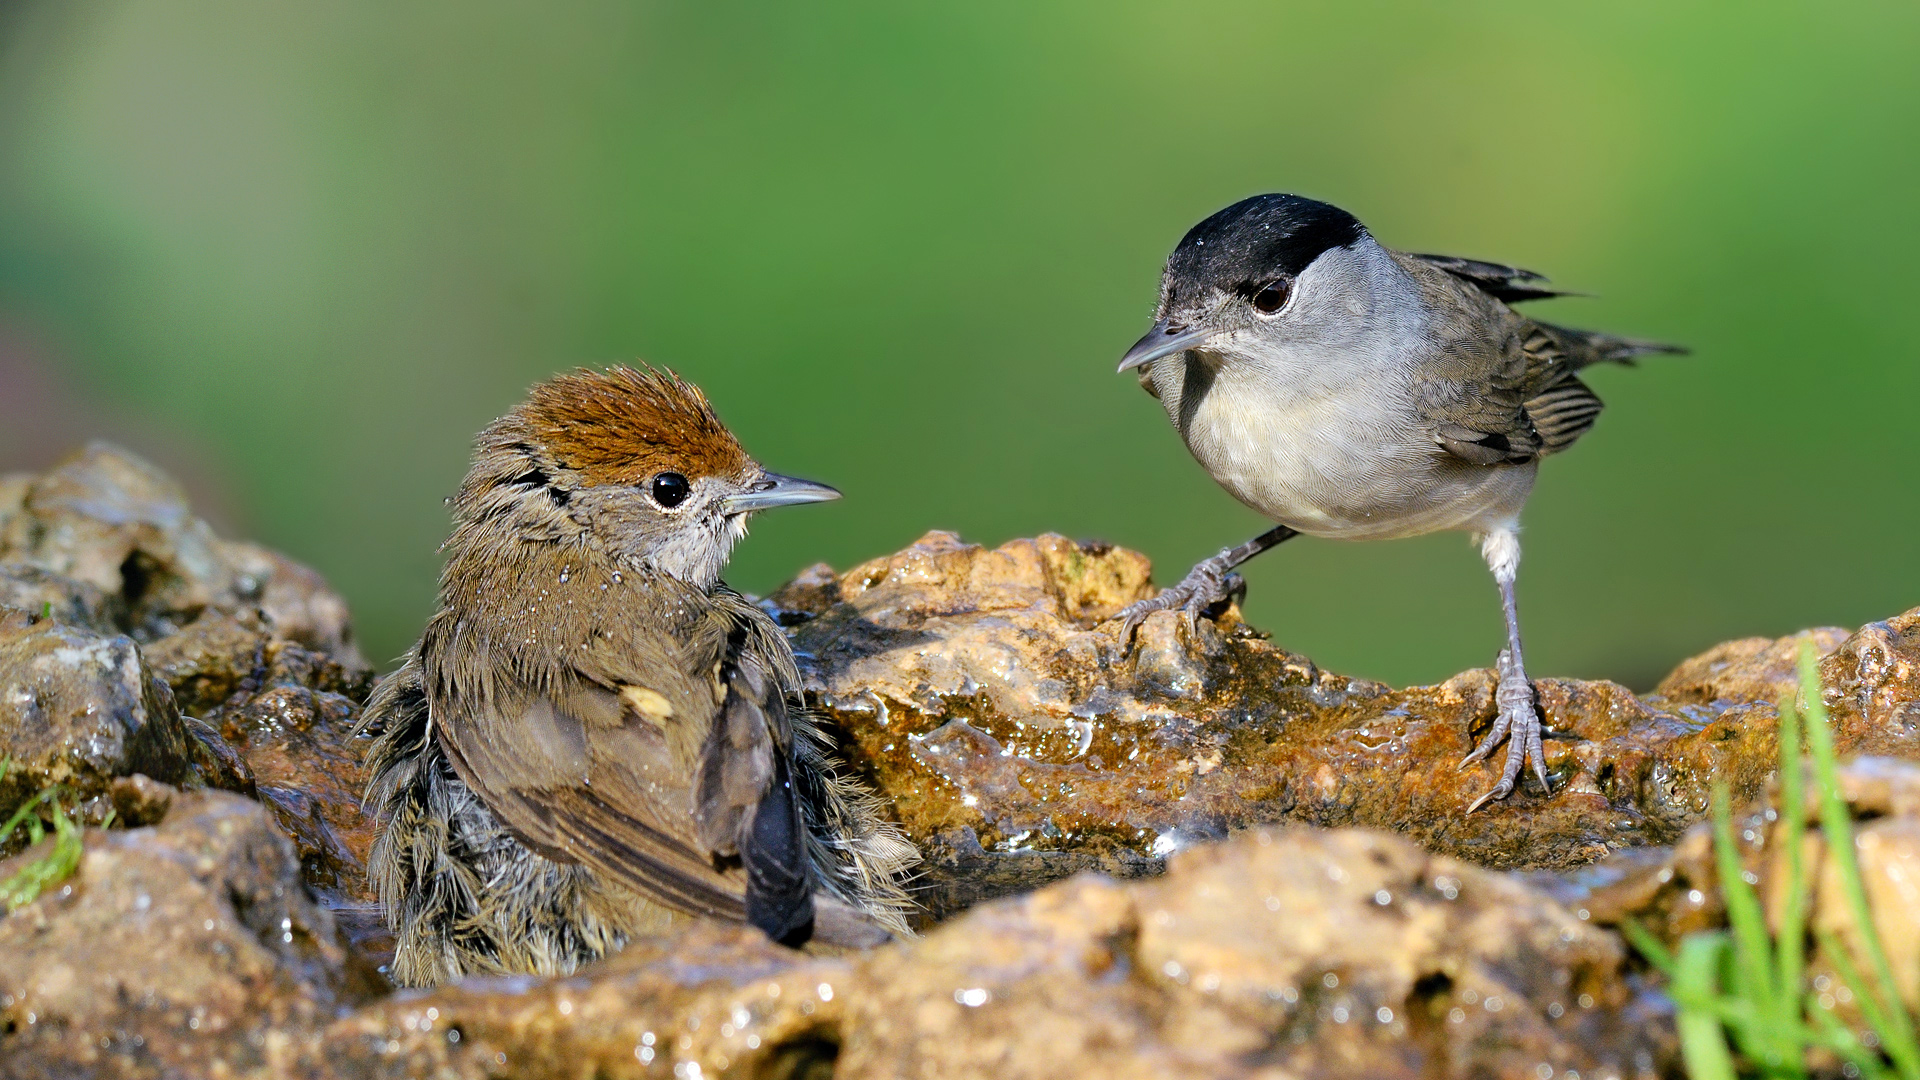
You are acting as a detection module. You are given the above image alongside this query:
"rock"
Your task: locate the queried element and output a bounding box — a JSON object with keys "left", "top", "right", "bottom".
{"left": 132, "top": 610, "right": 376, "bottom": 900}
{"left": 838, "top": 828, "right": 1670, "bottom": 1080}
{"left": 1531, "top": 754, "right": 1920, "bottom": 1019}
{"left": 309, "top": 826, "right": 1673, "bottom": 1080}
{"left": 771, "top": 531, "right": 1920, "bottom": 912}
{"left": 0, "top": 789, "right": 374, "bottom": 1077}
{"left": 0, "top": 441, "right": 368, "bottom": 671}
{"left": 0, "top": 611, "right": 216, "bottom": 833}
{"left": 0, "top": 442, "right": 240, "bottom": 641}
{"left": 108, "top": 773, "right": 178, "bottom": 826}
{"left": 0, "top": 563, "right": 119, "bottom": 635}
{"left": 318, "top": 923, "right": 853, "bottom": 1079}
{"left": 1816, "top": 610, "right": 1920, "bottom": 758}
{"left": 1521, "top": 822, "right": 1726, "bottom": 951}
{"left": 1744, "top": 756, "right": 1920, "bottom": 1016}
{"left": 1812, "top": 805, "right": 1920, "bottom": 1012}
{"left": 222, "top": 541, "right": 366, "bottom": 670}
{"left": 140, "top": 609, "right": 279, "bottom": 716}
{"left": 210, "top": 662, "right": 374, "bottom": 901}
{"left": 135, "top": 607, "right": 376, "bottom": 899}
{"left": 0, "top": 604, "right": 372, "bottom": 864}
{"left": 1649, "top": 626, "right": 1851, "bottom": 709}
{"left": 0, "top": 445, "right": 377, "bottom": 901}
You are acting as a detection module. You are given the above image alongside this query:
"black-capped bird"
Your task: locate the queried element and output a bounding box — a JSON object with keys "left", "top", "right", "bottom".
{"left": 1111, "top": 194, "right": 1684, "bottom": 811}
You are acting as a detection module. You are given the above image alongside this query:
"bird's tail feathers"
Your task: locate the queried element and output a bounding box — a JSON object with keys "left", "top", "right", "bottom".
{"left": 1541, "top": 321, "right": 1689, "bottom": 368}
{"left": 791, "top": 709, "right": 920, "bottom": 938}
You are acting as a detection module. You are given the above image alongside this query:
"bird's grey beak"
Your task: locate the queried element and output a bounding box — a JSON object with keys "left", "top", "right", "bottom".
{"left": 1117, "top": 319, "right": 1216, "bottom": 373}
{"left": 722, "top": 473, "right": 842, "bottom": 514}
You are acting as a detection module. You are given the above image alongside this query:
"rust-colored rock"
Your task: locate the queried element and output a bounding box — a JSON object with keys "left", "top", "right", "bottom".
{"left": 1529, "top": 754, "right": 1920, "bottom": 1017}
{"left": 1649, "top": 627, "right": 1851, "bottom": 709}
{"left": 138, "top": 607, "right": 377, "bottom": 899}
{"left": 1816, "top": 610, "right": 1920, "bottom": 759}
{"left": 209, "top": 652, "right": 375, "bottom": 901}
{"left": 771, "top": 531, "right": 1920, "bottom": 911}
{"left": 0, "top": 601, "right": 375, "bottom": 899}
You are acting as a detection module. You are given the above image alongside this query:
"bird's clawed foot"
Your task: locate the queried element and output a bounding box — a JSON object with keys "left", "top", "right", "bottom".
{"left": 1108, "top": 552, "right": 1247, "bottom": 648}
{"left": 1460, "top": 648, "right": 1551, "bottom": 813}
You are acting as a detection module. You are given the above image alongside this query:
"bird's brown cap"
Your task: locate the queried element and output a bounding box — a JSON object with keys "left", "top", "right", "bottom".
{"left": 512, "top": 365, "right": 754, "bottom": 485}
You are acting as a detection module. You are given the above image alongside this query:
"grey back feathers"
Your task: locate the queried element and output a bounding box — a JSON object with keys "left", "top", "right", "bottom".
{"left": 1407, "top": 253, "right": 1570, "bottom": 304}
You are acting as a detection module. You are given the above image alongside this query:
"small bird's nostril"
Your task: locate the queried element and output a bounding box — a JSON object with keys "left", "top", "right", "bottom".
{"left": 1165, "top": 323, "right": 1187, "bottom": 335}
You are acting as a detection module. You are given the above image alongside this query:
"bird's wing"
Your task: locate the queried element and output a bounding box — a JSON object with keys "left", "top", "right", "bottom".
{"left": 1416, "top": 319, "right": 1618, "bottom": 464}
{"left": 427, "top": 604, "right": 746, "bottom": 920}
{"left": 1407, "top": 255, "right": 1687, "bottom": 462}
{"left": 425, "top": 587, "right": 816, "bottom": 939}
{"left": 1408, "top": 252, "right": 1570, "bottom": 304}
{"left": 1412, "top": 295, "right": 1545, "bottom": 465}
{"left": 690, "top": 592, "right": 814, "bottom": 941}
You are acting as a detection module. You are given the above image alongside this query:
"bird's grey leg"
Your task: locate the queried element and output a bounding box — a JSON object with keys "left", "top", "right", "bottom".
{"left": 1461, "top": 527, "right": 1551, "bottom": 812}
{"left": 1111, "top": 524, "right": 1299, "bottom": 644}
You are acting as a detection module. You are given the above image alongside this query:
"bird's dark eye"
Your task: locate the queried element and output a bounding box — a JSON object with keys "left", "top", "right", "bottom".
{"left": 1252, "top": 280, "right": 1290, "bottom": 314}
{"left": 649, "top": 472, "right": 691, "bottom": 509}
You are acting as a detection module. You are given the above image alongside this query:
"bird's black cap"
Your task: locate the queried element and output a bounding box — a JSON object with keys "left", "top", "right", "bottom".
{"left": 1161, "top": 194, "right": 1366, "bottom": 307}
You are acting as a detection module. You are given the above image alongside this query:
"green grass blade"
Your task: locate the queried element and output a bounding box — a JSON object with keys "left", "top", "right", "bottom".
{"left": 1818, "top": 928, "right": 1899, "bottom": 1058}
{"left": 1776, "top": 691, "right": 1809, "bottom": 1027}
{"left": 1809, "top": 992, "right": 1899, "bottom": 1080}
{"left": 1, "top": 794, "right": 86, "bottom": 911}
{"left": 1622, "top": 915, "right": 1678, "bottom": 976}
{"left": 1, "top": 787, "right": 57, "bottom": 847}
{"left": 1674, "top": 933, "right": 1741, "bottom": 1080}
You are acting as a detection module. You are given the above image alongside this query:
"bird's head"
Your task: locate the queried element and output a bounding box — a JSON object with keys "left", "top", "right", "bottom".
{"left": 455, "top": 366, "right": 838, "bottom": 590}
{"left": 1117, "top": 193, "right": 1387, "bottom": 376}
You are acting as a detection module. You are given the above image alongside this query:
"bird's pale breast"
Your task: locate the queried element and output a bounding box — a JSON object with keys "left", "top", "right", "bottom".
{"left": 1177, "top": 358, "right": 1535, "bottom": 541}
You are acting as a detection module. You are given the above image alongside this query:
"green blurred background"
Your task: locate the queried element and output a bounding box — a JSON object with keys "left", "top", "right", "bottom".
{"left": 0, "top": 1, "right": 1913, "bottom": 689}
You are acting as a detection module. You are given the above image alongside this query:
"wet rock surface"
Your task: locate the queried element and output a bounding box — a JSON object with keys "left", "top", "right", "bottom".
{"left": 149, "top": 610, "right": 377, "bottom": 900}
{"left": 312, "top": 826, "right": 1673, "bottom": 1080}
{"left": 2, "top": 450, "right": 1917, "bottom": 1078}
{"left": 1533, "top": 754, "right": 1920, "bottom": 1004}
{"left": 771, "top": 531, "right": 1920, "bottom": 912}
{"left": 0, "top": 444, "right": 377, "bottom": 889}
{"left": 0, "top": 609, "right": 209, "bottom": 829}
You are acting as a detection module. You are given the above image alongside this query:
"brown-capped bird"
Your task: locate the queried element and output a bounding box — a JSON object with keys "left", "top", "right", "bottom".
{"left": 359, "top": 366, "right": 916, "bottom": 987}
